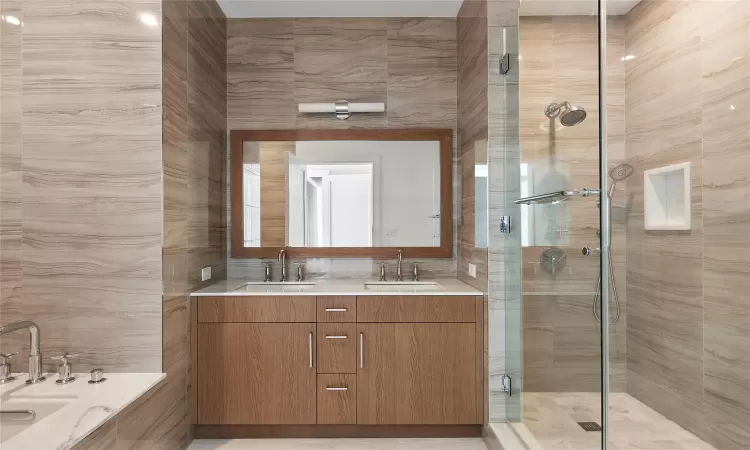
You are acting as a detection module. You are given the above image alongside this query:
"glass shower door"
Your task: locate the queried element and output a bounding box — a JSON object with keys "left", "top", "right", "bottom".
{"left": 490, "top": 0, "right": 607, "bottom": 448}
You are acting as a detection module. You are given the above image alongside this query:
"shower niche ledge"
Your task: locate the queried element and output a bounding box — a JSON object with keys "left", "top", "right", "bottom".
{"left": 644, "top": 162, "right": 691, "bottom": 231}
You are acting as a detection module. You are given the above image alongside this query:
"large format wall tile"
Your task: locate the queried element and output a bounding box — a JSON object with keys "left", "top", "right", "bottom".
{"left": 624, "top": 1, "right": 750, "bottom": 449}
{"left": 17, "top": 0, "right": 163, "bottom": 372}
{"left": 517, "top": 15, "right": 626, "bottom": 393}
{"left": 226, "top": 18, "right": 458, "bottom": 279}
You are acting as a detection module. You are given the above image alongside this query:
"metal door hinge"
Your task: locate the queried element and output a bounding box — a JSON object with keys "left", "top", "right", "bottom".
{"left": 500, "top": 216, "right": 512, "bottom": 234}
{"left": 501, "top": 374, "right": 512, "bottom": 396}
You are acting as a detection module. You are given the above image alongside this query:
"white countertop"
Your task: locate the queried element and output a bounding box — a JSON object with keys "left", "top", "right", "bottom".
{"left": 0, "top": 372, "right": 165, "bottom": 450}
{"left": 191, "top": 278, "right": 482, "bottom": 296}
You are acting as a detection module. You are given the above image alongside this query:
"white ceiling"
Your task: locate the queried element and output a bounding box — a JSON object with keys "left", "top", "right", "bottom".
{"left": 519, "top": 0, "right": 641, "bottom": 17}
{"left": 217, "top": 0, "right": 463, "bottom": 18}
{"left": 217, "top": 0, "right": 641, "bottom": 19}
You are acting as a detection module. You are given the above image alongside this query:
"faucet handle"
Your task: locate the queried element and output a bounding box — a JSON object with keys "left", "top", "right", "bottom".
{"left": 51, "top": 353, "right": 77, "bottom": 384}
{"left": 0, "top": 352, "right": 18, "bottom": 363}
{"left": 51, "top": 353, "right": 78, "bottom": 363}
{"left": 295, "top": 263, "right": 304, "bottom": 282}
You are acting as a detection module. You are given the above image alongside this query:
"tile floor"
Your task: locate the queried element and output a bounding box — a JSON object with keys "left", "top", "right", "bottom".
{"left": 523, "top": 392, "right": 717, "bottom": 450}
{"left": 188, "top": 438, "right": 488, "bottom": 450}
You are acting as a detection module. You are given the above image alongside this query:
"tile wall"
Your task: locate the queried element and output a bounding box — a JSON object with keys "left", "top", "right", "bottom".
{"left": 0, "top": 0, "right": 163, "bottom": 372}
{"left": 225, "top": 18, "right": 459, "bottom": 281}
{"left": 163, "top": 0, "right": 228, "bottom": 444}
{"left": 624, "top": 1, "right": 750, "bottom": 448}
{"left": 517, "top": 15, "right": 627, "bottom": 393}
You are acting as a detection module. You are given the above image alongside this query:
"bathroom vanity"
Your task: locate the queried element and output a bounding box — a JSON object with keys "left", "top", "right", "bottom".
{"left": 191, "top": 279, "right": 484, "bottom": 437}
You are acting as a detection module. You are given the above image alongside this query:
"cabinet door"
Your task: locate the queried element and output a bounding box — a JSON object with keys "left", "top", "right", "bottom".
{"left": 198, "top": 323, "right": 316, "bottom": 424}
{"left": 357, "top": 323, "right": 477, "bottom": 425}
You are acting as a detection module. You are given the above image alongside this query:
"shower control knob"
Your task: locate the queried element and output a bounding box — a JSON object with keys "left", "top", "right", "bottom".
{"left": 582, "top": 247, "right": 600, "bottom": 257}
{"left": 88, "top": 368, "right": 106, "bottom": 384}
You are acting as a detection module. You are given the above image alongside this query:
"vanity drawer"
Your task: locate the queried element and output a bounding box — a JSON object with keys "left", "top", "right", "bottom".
{"left": 317, "top": 374, "right": 356, "bottom": 424}
{"left": 317, "top": 296, "right": 356, "bottom": 322}
{"left": 317, "top": 323, "right": 357, "bottom": 373}
{"left": 357, "top": 296, "right": 477, "bottom": 323}
{"left": 198, "top": 296, "right": 316, "bottom": 323}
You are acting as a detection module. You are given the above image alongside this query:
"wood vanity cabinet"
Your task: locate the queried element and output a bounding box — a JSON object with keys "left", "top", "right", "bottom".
{"left": 197, "top": 296, "right": 317, "bottom": 425}
{"left": 196, "top": 294, "right": 482, "bottom": 433}
{"left": 357, "top": 322, "right": 477, "bottom": 425}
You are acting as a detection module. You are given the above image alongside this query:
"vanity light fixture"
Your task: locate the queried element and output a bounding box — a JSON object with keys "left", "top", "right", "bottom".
{"left": 298, "top": 100, "right": 385, "bottom": 120}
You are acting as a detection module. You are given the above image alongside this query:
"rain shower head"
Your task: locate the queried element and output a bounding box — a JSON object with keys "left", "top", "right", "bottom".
{"left": 545, "top": 101, "right": 587, "bottom": 127}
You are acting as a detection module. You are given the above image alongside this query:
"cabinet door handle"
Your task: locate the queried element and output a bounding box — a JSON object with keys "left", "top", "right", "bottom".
{"left": 359, "top": 332, "right": 364, "bottom": 369}
{"left": 326, "top": 387, "right": 348, "bottom": 391}
{"left": 325, "top": 308, "right": 347, "bottom": 312}
{"left": 308, "top": 332, "right": 313, "bottom": 368}
{"left": 325, "top": 335, "right": 347, "bottom": 339}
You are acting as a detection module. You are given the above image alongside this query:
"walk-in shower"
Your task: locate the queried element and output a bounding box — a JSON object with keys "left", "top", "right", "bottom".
{"left": 544, "top": 101, "right": 588, "bottom": 126}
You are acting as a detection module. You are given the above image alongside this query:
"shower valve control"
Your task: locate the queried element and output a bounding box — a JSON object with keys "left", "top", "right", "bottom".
{"left": 582, "top": 247, "right": 601, "bottom": 257}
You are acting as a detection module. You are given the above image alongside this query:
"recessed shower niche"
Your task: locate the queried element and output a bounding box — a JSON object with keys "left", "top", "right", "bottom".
{"left": 644, "top": 162, "right": 691, "bottom": 231}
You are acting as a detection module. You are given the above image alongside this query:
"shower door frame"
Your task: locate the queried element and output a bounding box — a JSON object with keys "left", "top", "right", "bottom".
{"left": 598, "top": 0, "right": 611, "bottom": 448}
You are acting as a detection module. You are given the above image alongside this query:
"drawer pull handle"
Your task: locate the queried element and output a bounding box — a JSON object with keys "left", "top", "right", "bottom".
{"left": 308, "top": 332, "right": 313, "bottom": 368}
{"left": 325, "top": 335, "right": 348, "bottom": 339}
{"left": 326, "top": 387, "right": 348, "bottom": 391}
{"left": 359, "top": 332, "right": 364, "bottom": 369}
{"left": 325, "top": 308, "right": 347, "bottom": 312}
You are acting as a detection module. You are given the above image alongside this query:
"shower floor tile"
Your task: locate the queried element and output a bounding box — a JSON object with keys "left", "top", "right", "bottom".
{"left": 523, "top": 392, "right": 716, "bottom": 450}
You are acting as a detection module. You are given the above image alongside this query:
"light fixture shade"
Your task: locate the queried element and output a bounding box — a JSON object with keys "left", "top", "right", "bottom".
{"left": 298, "top": 101, "right": 385, "bottom": 120}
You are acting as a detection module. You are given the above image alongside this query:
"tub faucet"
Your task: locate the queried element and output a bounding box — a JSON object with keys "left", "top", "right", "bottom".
{"left": 278, "top": 249, "right": 287, "bottom": 282}
{"left": 396, "top": 249, "right": 403, "bottom": 282}
{"left": 0, "top": 321, "right": 45, "bottom": 384}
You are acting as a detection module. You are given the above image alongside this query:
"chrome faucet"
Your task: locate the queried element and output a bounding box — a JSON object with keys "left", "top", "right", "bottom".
{"left": 379, "top": 262, "right": 387, "bottom": 281}
{"left": 0, "top": 321, "right": 45, "bottom": 384}
{"left": 396, "top": 250, "right": 403, "bottom": 282}
{"left": 278, "top": 249, "right": 287, "bottom": 282}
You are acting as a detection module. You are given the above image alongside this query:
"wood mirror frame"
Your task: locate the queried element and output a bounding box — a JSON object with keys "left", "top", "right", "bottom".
{"left": 230, "top": 129, "right": 453, "bottom": 259}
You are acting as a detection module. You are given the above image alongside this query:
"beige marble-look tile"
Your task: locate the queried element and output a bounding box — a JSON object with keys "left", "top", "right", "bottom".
{"left": 293, "top": 18, "right": 387, "bottom": 130}
{"left": 228, "top": 19, "right": 295, "bottom": 130}
{"left": 386, "top": 19, "right": 457, "bottom": 128}
{"left": 703, "top": 302, "right": 750, "bottom": 431}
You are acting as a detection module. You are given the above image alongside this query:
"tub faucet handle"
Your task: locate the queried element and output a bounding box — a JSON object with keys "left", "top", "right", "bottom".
{"left": 0, "top": 352, "right": 18, "bottom": 384}
{"left": 52, "top": 353, "right": 78, "bottom": 385}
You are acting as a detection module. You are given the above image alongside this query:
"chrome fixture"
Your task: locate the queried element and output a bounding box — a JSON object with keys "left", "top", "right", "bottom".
{"left": 413, "top": 263, "right": 420, "bottom": 282}
{"left": 298, "top": 100, "right": 385, "bottom": 120}
{"left": 263, "top": 263, "right": 272, "bottom": 282}
{"left": 545, "top": 101, "right": 587, "bottom": 127}
{"left": 607, "top": 163, "right": 634, "bottom": 199}
{"left": 379, "top": 262, "right": 387, "bottom": 281}
{"left": 0, "top": 352, "right": 18, "bottom": 384}
{"left": 278, "top": 249, "right": 287, "bottom": 282}
{"left": 52, "top": 353, "right": 77, "bottom": 385}
{"left": 0, "top": 321, "right": 45, "bottom": 384}
{"left": 396, "top": 250, "right": 404, "bottom": 282}
{"left": 582, "top": 247, "right": 601, "bottom": 257}
{"left": 89, "top": 368, "right": 106, "bottom": 384}
{"left": 499, "top": 215, "right": 512, "bottom": 234}
{"left": 0, "top": 410, "right": 36, "bottom": 421}
{"left": 590, "top": 164, "right": 633, "bottom": 325}
{"left": 540, "top": 247, "right": 567, "bottom": 275}
{"left": 295, "top": 263, "right": 305, "bottom": 282}
{"left": 514, "top": 188, "right": 600, "bottom": 205}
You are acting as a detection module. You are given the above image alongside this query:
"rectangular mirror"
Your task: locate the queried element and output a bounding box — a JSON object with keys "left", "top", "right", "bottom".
{"left": 231, "top": 130, "right": 453, "bottom": 258}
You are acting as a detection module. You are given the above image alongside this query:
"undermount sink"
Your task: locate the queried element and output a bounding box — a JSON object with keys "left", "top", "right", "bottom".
{"left": 364, "top": 281, "right": 444, "bottom": 292}
{"left": 234, "top": 282, "right": 317, "bottom": 292}
{"left": 0, "top": 394, "right": 77, "bottom": 442}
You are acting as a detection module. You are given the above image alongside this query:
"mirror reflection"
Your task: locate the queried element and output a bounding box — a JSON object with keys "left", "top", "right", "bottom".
{"left": 242, "top": 140, "right": 442, "bottom": 248}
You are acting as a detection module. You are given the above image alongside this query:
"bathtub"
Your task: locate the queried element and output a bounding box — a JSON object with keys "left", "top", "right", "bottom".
{"left": 0, "top": 372, "right": 164, "bottom": 450}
